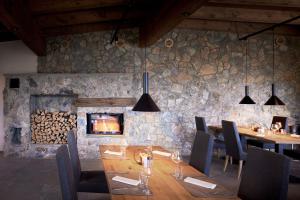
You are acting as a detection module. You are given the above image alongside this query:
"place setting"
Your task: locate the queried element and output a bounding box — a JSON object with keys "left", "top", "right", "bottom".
{"left": 106, "top": 164, "right": 153, "bottom": 196}
{"left": 100, "top": 141, "right": 129, "bottom": 160}
{"left": 179, "top": 175, "right": 236, "bottom": 198}
{"left": 169, "top": 149, "right": 236, "bottom": 199}
{"left": 151, "top": 147, "right": 172, "bottom": 160}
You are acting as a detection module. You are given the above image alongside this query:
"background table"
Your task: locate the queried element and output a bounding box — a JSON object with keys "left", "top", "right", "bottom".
{"left": 209, "top": 126, "right": 300, "bottom": 154}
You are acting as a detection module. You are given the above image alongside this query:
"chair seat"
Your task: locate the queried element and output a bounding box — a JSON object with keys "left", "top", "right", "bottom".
{"left": 80, "top": 170, "right": 106, "bottom": 181}
{"left": 284, "top": 149, "right": 300, "bottom": 160}
{"left": 213, "top": 138, "right": 225, "bottom": 149}
{"left": 247, "top": 139, "right": 275, "bottom": 149}
{"left": 78, "top": 171, "right": 109, "bottom": 193}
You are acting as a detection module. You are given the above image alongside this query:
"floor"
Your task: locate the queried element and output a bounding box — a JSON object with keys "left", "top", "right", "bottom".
{"left": 0, "top": 152, "right": 299, "bottom": 200}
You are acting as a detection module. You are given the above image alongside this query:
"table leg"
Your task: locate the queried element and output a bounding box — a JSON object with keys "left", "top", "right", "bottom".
{"left": 275, "top": 144, "right": 284, "bottom": 154}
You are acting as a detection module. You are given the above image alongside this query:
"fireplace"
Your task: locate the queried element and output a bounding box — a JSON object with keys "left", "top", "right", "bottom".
{"left": 86, "top": 113, "right": 124, "bottom": 135}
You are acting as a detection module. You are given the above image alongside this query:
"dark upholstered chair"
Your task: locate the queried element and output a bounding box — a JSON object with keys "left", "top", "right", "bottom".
{"left": 284, "top": 149, "right": 300, "bottom": 160}
{"left": 284, "top": 149, "right": 300, "bottom": 183}
{"left": 56, "top": 145, "right": 110, "bottom": 200}
{"left": 247, "top": 116, "right": 288, "bottom": 149}
{"left": 238, "top": 148, "right": 290, "bottom": 200}
{"left": 189, "top": 131, "right": 214, "bottom": 176}
{"left": 195, "top": 116, "right": 225, "bottom": 158}
{"left": 56, "top": 145, "right": 78, "bottom": 200}
{"left": 67, "top": 132, "right": 109, "bottom": 193}
{"left": 195, "top": 116, "right": 209, "bottom": 133}
{"left": 222, "top": 120, "right": 247, "bottom": 179}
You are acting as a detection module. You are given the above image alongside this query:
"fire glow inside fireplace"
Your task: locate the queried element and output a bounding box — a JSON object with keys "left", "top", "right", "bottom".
{"left": 86, "top": 113, "right": 124, "bottom": 135}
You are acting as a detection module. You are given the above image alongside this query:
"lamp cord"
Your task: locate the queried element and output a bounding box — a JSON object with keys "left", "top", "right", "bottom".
{"left": 144, "top": 45, "right": 146, "bottom": 73}
{"left": 272, "top": 29, "right": 275, "bottom": 83}
{"left": 245, "top": 39, "right": 248, "bottom": 85}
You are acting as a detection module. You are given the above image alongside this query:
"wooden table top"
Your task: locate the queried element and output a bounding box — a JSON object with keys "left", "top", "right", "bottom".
{"left": 99, "top": 145, "right": 238, "bottom": 200}
{"left": 209, "top": 125, "right": 300, "bottom": 145}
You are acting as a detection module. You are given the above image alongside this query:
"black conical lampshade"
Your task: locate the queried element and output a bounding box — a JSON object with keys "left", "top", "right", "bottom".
{"left": 239, "top": 40, "right": 256, "bottom": 105}
{"left": 132, "top": 72, "right": 160, "bottom": 112}
{"left": 264, "top": 84, "right": 285, "bottom": 105}
{"left": 264, "top": 31, "right": 285, "bottom": 106}
{"left": 239, "top": 86, "right": 256, "bottom": 104}
{"left": 132, "top": 93, "right": 160, "bottom": 112}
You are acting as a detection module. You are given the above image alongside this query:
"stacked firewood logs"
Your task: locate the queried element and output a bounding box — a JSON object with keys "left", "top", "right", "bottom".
{"left": 31, "top": 110, "right": 77, "bottom": 144}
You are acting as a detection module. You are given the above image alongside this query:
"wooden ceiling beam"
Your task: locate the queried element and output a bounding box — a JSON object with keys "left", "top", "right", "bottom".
{"left": 0, "top": 0, "right": 46, "bottom": 55}
{"left": 191, "top": 6, "right": 300, "bottom": 25}
{"left": 205, "top": 1, "right": 300, "bottom": 12}
{"left": 208, "top": 0, "right": 300, "bottom": 8}
{"left": 36, "top": 6, "right": 150, "bottom": 28}
{"left": 178, "top": 19, "right": 300, "bottom": 36}
{"left": 139, "top": 0, "right": 208, "bottom": 47}
{"left": 42, "top": 20, "right": 140, "bottom": 37}
{"left": 29, "top": 0, "right": 159, "bottom": 15}
{"left": 29, "top": 0, "right": 128, "bottom": 15}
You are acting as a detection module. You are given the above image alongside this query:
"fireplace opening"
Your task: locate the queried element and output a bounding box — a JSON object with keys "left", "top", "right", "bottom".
{"left": 87, "top": 113, "right": 124, "bottom": 135}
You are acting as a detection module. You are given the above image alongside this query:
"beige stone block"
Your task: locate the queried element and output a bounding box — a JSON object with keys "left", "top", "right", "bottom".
{"left": 199, "top": 64, "right": 217, "bottom": 75}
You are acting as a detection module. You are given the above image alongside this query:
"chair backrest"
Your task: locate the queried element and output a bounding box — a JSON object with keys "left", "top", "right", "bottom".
{"left": 56, "top": 145, "right": 78, "bottom": 200}
{"left": 195, "top": 116, "right": 208, "bottom": 133}
{"left": 271, "top": 116, "right": 288, "bottom": 131}
{"left": 222, "top": 120, "right": 244, "bottom": 160}
{"left": 238, "top": 148, "right": 290, "bottom": 200}
{"left": 189, "top": 131, "right": 214, "bottom": 176}
{"left": 67, "top": 131, "right": 81, "bottom": 184}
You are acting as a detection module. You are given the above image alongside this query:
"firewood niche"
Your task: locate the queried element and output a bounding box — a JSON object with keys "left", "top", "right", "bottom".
{"left": 31, "top": 110, "right": 76, "bottom": 144}
{"left": 30, "top": 94, "right": 77, "bottom": 144}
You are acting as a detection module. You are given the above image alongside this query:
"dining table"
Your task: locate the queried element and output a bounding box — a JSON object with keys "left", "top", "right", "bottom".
{"left": 99, "top": 145, "right": 238, "bottom": 200}
{"left": 208, "top": 125, "right": 300, "bottom": 154}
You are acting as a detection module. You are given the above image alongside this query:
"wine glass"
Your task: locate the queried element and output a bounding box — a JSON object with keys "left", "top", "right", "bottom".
{"left": 171, "top": 150, "right": 182, "bottom": 179}
{"left": 276, "top": 122, "right": 282, "bottom": 133}
{"left": 271, "top": 124, "right": 277, "bottom": 134}
{"left": 276, "top": 122, "right": 282, "bottom": 129}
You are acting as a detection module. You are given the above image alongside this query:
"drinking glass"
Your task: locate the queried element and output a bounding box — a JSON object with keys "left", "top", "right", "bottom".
{"left": 292, "top": 126, "right": 297, "bottom": 134}
{"left": 120, "top": 146, "right": 126, "bottom": 159}
{"left": 141, "top": 167, "right": 151, "bottom": 195}
{"left": 174, "top": 165, "right": 183, "bottom": 180}
{"left": 171, "top": 150, "right": 182, "bottom": 179}
{"left": 139, "top": 170, "right": 146, "bottom": 189}
{"left": 280, "top": 129, "right": 286, "bottom": 134}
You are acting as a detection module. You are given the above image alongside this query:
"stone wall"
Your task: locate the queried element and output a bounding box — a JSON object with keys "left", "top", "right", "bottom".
{"left": 3, "top": 74, "right": 135, "bottom": 157}
{"left": 3, "top": 28, "right": 300, "bottom": 158}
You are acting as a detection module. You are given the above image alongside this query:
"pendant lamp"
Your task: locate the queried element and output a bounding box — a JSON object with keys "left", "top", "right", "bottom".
{"left": 132, "top": 47, "right": 160, "bottom": 112}
{"left": 239, "top": 40, "right": 256, "bottom": 104}
{"left": 264, "top": 30, "right": 285, "bottom": 106}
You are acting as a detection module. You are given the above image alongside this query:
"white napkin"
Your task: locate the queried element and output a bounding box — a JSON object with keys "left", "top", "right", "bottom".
{"left": 112, "top": 176, "right": 140, "bottom": 186}
{"left": 290, "top": 134, "right": 300, "bottom": 138}
{"left": 184, "top": 177, "right": 216, "bottom": 189}
{"left": 104, "top": 150, "right": 122, "bottom": 156}
{"left": 256, "top": 134, "right": 265, "bottom": 137}
{"left": 152, "top": 150, "right": 171, "bottom": 157}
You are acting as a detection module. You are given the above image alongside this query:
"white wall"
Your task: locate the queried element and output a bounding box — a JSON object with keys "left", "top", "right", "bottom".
{"left": 0, "top": 40, "right": 37, "bottom": 151}
{"left": 0, "top": 74, "right": 4, "bottom": 151}
{"left": 0, "top": 40, "right": 37, "bottom": 74}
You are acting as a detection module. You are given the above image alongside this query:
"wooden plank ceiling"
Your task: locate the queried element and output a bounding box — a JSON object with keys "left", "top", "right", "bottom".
{"left": 0, "top": 0, "right": 299, "bottom": 56}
